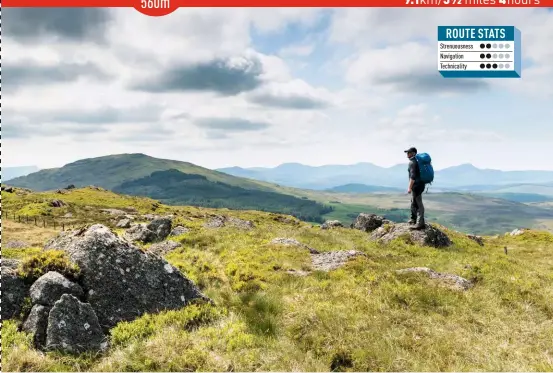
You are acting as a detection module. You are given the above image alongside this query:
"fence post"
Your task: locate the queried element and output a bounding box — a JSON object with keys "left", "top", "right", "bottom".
{"left": 54, "top": 221, "right": 57, "bottom": 229}
{"left": 43, "top": 219, "right": 46, "bottom": 228}
{"left": 18, "top": 215, "right": 21, "bottom": 223}
{"left": 62, "top": 223, "right": 65, "bottom": 231}
{"left": 35, "top": 217, "right": 37, "bottom": 225}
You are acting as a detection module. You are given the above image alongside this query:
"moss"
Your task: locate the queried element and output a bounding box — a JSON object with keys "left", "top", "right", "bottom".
{"left": 17, "top": 250, "right": 81, "bottom": 284}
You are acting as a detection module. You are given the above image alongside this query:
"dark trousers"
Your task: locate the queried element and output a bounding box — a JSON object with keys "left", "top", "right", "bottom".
{"left": 411, "top": 185, "right": 425, "bottom": 223}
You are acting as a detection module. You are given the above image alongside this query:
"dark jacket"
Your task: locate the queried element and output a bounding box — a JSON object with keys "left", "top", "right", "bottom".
{"left": 408, "top": 157, "right": 425, "bottom": 191}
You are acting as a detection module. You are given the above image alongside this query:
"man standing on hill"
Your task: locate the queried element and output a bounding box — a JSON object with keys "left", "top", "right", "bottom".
{"left": 405, "top": 147, "right": 426, "bottom": 230}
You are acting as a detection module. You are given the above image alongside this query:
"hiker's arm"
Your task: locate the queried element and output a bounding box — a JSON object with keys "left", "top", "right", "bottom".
{"left": 408, "top": 160, "right": 416, "bottom": 192}
{"left": 408, "top": 178, "right": 415, "bottom": 193}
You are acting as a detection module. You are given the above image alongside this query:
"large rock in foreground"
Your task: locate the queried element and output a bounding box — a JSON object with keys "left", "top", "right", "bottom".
{"left": 351, "top": 213, "right": 391, "bottom": 232}
{"left": 30, "top": 271, "right": 84, "bottom": 307}
{"left": 1, "top": 259, "right": 30, "bottom": 320}
{"left": 45, "top": 294, "right": 105, "bottom": 354}
{"left": 371, "top": 223, "right": 452, "bottom": 248}
{"left": 47, "top": 224, "right": 209, "bottom": 330}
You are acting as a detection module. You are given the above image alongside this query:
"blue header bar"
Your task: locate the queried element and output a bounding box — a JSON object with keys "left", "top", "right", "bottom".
{"left": 438, "top": 26, "right": 515, "bottom": 41}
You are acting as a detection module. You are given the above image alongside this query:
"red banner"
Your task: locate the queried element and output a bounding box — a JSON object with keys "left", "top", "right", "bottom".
{"left": 2, "top": 0, "right": 550, "bottom": 16}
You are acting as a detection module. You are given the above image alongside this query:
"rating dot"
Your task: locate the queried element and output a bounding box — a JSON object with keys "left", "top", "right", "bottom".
{"left": 499, "top": 63, "right": 504, "bottom": 69}
{"left": 505, "top": 43, "right": 510, "bottom": 49}
{"left": 499, "top": 53, "right": 504, "bottom": 58}
{"left": 486, "top": 43, "right": 491, "bottom": 49}
{"left": 480, "top": 63, "right": 485, "bottom": 69}
{"left": 492, "top": 63, "right": 498, "bottom": 69}
{"left": 480, "top": 53, "right": 485, "bottom": 59}
{"left": 493, "top": 43, "right": 497, "bottom": 48}
{"left": 486, "top": 53, "right": 491, "bottom": 59}
{"left": 493, "top": 53, "right": 497, "bottom": 58}
{"left": 505, "top": 63, "right": 510, "bottom": 69}
{"left": 505, "top": 53, "right": 510, "bottom": 59}
{"left": 499, "top": 44, "right": 504, "bottom": 49}
{"left": 486, "top": 63, "right": 491, "bottom": 69}
{"left": 480, "top": 43, "right": 486, "bottom": 49}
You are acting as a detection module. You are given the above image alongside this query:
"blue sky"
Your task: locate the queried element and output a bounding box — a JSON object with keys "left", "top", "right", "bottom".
{"left": 3, "top": 8, "right": 552, "bottom": 171}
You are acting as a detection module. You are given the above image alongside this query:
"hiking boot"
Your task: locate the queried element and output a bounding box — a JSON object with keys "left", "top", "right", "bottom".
{"left": 407, "top": 219, "right": 416, "bottom": 225}
{"left": 409, "top": 219, "right": 426, "bottom": 230}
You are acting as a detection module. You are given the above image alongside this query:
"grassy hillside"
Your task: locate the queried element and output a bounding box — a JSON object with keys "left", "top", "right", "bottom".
{"left": 3, "top": 187, "right": 553, "bottom": 371}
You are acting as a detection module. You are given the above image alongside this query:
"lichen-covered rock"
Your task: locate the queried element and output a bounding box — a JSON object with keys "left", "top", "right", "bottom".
{"left": 311, "top": 250, "right": 367, "bottom": 271}
{"left": 270, "top": 238, "right": 320, "bottom": 254}
{"left": 204, "top": 215, "right": 254, "bottom": 230}
{"left": 351, "top": 214, "right": 391, "bottom": 232}
{"left": 467, "top": 234, "right": 484, "bottom": 246}
{"left": 1, "top": 259, "right": 30, "bottom": 320}
{"left": 30, "top": 271, "right": 84, "bottom": 307}
{"left": 22, "top": 304, "right": 50, "bottom": 349}
{"left": 146, "top": 217, "right": 172, "bottom": 240}
{"left": 321, "top": 220, "right": 343, "bottom": 229}
{"left": 396, "top": 267, "right": 473, "bottom": 291}
{"left": 116, "top": 218, "right": 132, "bottom": 228}
{"left": 100, "top": 209, "right": 127, "bottom": 216}
{"left": 4, "top": 240, "right": 30, "bottom": 249}
{"left": 170, "top": 226, "right": 191, "bottom": 236}
{"left": 148, "top": 240, "right": 182, "bottom": 256}
{"left": 52, "top": 224, "right": 208, "bottom": 329}
{"left": 124, "top": 223, "right": 157, "bottom": 243}
{"left": 45, "top": 294, "right": 105, "bottom": 354}
{"left": 510, "top": 228, "right": 525, "bottom": 236}
{"left": 370, "top": 223, "right": 452, "bottom": 248}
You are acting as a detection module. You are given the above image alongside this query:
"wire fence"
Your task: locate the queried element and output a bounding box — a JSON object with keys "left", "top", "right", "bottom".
{"left": 1, "top": 210, "right": 98, "bottom": 231}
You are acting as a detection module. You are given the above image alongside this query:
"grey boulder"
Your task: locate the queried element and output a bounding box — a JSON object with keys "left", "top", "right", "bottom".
{"left": 30, "top": 271, "right": 84, "bottom": 306}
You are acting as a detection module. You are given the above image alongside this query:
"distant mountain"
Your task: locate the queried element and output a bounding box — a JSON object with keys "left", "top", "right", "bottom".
{"left": 7, "top": 154, "right": 332, "bottom": 222}
{"left": 327, "top": 184, "right": 403, "bottom": 193}
{"left": 217, "top": 162, "right": 553, "bottom": 190}
{"left": 3, "top": 166, "right": 40, "bottom": 181}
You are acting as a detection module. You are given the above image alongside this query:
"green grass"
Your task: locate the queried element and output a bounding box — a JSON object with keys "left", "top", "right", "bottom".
{"left": 3, "top": 188, "right": 553, "bottom": 371}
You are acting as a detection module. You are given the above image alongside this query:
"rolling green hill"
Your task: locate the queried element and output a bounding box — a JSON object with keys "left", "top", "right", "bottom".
{"left": 7, "top": 154, "right": 332, "bottom": 223}
{"left": 7, "top": 153, "right": 273, "bottom": 192}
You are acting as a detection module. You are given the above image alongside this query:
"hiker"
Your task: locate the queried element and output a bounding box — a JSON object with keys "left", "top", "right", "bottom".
{"left": 405, "top": 147, "right": 433, "bottom": 230}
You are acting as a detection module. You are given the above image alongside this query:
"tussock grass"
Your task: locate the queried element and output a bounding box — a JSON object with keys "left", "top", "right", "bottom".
{"left": 2, "top": 188, "right": 553, "bottom": 371}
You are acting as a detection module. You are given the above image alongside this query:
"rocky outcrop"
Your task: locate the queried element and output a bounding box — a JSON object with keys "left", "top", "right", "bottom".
{"left": 124, "top": 217, "right": 172, "bottom": 243}
{"left": 509, "top": 228, "right": 526, "bottom": 236}
{"left": 50, "top": 199, "right": 66, "bottom": 208}
{"left": 170, "top": 226, "right": 191, "bottom": 236}
{"left": 1, "top": 259, "right": 30, "bottom": 320}
{"left": 321, "top": 220, "right": 343, "bottom": 229}
{"left": 4, "top": 240, "right": 30, "bottom": 249}
{"left": 204, "top": 215, "right": 254, "bottom": 230}
{"left": 467, "top": 234, "right": 484, "bottom": 246}
{"left": 49, "top": 224, "right": 208, "bottom": 330}
{"left": 311, "top": 250, "right": 367, "bottom": 271}
{"left": 351, "top": 213, "right": 391, "bottom": 232}
{"left": 101, "top": 209, "right": 127, "bottom": 216}
{"left": 396, "top": 267, "right": 473, "bottom": 291}
{"left": 22, "top": 305, "right": 50, "bottom": 349}
{"left": 370, "top": 223, "right": 452, "bottom": 248}
{"left": 30, "top": 272, "right": 84, "bottom": 307}
{"left": 270, "top": 238, "right": 320, "bottom": 254}
{"left": 116, "top": 218, "right": 132, "bottom": 228}
{"left": 45, "top": 294, "right": 106, "bottom": 354}
{"left": 148, "top": 240, "right": 182, "bottom": 256}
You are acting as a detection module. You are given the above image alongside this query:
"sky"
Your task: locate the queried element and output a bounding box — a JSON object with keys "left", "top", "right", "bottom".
{"left": 3, "top": 8, "right": 553, "bottom": 171}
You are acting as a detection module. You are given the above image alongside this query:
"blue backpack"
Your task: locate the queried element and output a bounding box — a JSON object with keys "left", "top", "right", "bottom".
{"left": 415, "top": 153, "right": 434, "bottom": 184}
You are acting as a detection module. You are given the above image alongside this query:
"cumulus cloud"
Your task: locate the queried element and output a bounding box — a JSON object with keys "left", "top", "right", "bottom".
{"left": 4, "top": 61, "right": 111, "bottom": 91}
{"left": 3, "top": 8, "right": 112, "bottom": 43}
{"left": 246, "top": 80, "right": 332, "bottom": 109}
{"left": 346, "top": 42, "right": 488, "bottom": 94}
{"left": 131, "top": 56, "right": 264, "bottom": 95}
